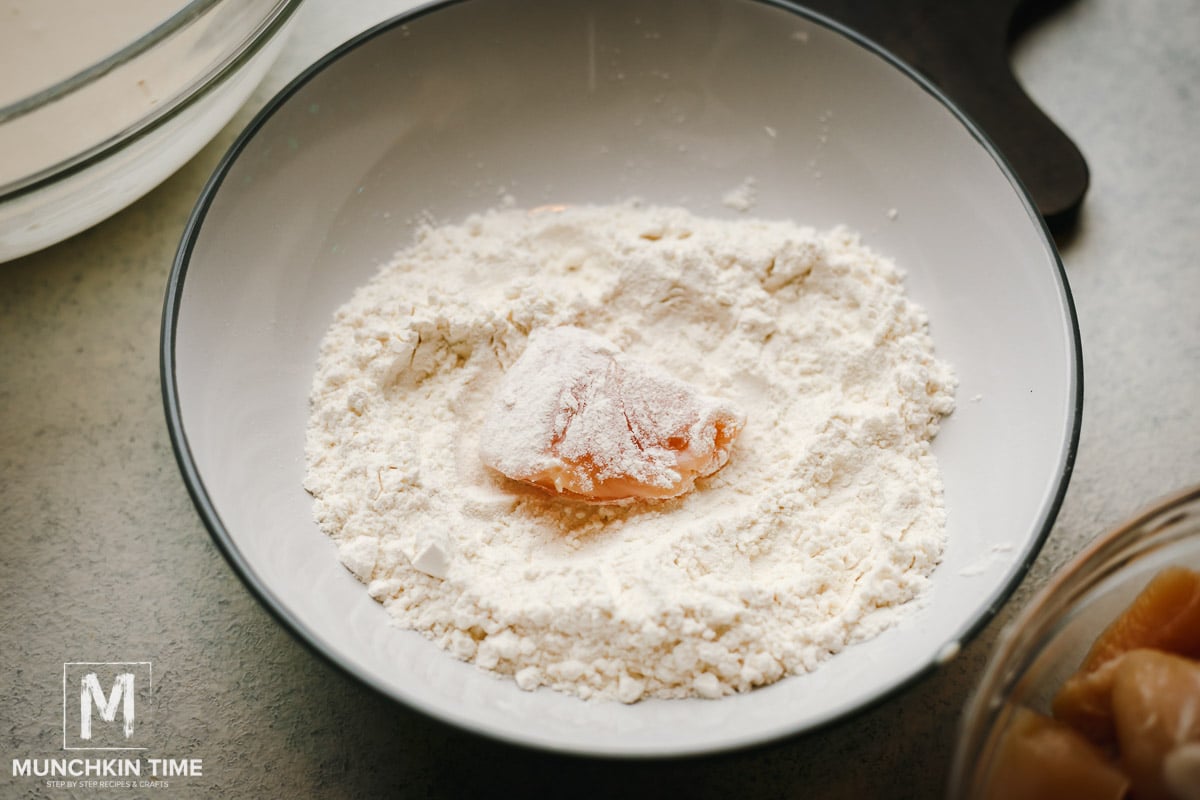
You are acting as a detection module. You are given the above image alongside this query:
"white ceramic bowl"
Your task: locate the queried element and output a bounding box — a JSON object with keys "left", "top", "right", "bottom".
{"left": 0, "top": 0, "right": 302, "bottom": 263}
{"left": 163, "top": 0, "right": 1080, "bottom": 756}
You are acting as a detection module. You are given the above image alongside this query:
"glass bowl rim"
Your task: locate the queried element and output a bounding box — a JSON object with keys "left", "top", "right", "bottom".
{"left": 0, "top": 0, "right": 303, "bottom": 200}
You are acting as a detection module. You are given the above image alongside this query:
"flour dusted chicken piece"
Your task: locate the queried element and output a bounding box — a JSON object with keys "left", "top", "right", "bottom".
{"left": 480, "top": 326, "right": 745, "bottom": 502}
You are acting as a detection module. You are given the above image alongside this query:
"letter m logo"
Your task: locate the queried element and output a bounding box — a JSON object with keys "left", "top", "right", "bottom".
{"left": 81, "top": 672, "right": 134, "bottom": 740}
{"left": 63, "top": 662, "right": 152, "bottom": 750}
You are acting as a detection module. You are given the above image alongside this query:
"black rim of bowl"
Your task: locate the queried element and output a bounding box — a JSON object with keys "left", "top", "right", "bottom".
{"left": 161, "top": 0, "right": 1083, "bottom": 759}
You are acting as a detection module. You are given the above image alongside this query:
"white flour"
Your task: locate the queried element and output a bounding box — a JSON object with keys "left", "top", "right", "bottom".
{"left": 304, "top": 202, "right": 956, "bottom": 703}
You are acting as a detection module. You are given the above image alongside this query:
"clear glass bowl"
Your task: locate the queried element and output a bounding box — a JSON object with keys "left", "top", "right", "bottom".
{"left": 0, "top": 0, "right": 302, "bottom": 263}
{"left": 950, "top": 484, "right": 1200, "bottom": 798}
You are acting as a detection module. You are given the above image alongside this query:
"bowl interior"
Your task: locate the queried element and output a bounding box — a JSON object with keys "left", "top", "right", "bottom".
{"left": 167, "top": 0, "right": 1077, "bottom": 755}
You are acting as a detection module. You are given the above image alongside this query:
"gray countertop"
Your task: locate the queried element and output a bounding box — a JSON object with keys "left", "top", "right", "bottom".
{"left": 2, "top": 0, "right": 1198, "bottom": 797}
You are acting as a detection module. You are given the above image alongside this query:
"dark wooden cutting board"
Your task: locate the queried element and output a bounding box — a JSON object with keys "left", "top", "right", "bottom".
{"left": 804, "top": 0, "right": 1089, "bottom": 231}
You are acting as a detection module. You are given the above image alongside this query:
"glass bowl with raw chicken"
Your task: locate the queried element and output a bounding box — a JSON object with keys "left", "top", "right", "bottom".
{"left": 950, "top": 485, "right": 1200, "bottom": 800}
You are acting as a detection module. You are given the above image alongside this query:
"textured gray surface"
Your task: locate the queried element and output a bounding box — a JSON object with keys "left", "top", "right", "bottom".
{"left": 2, "top": 0, "right": 1198, "bottom": 797}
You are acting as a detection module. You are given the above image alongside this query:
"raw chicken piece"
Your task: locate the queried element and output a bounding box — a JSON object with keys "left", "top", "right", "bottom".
{"left": 1111, "top": 650, "right": 1200, "bottom": 800}
{"left": 479, "top": 326, "right": 745, "bottom": 502}
{"left": 1052, "top": 656, "right": 1126, "bottom": 747}
{"left": 981, "top": 706, "right": 1129, "bottom": 800}
{"left": 1054, "top": 567, "right": 1200, "bottom": 744}
{"left": 1081, "top": 567, "right": 1200, "bottom": 671}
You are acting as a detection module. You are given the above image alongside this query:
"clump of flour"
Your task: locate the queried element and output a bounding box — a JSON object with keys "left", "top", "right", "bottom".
{"left": 722, "top": 176, "right": 758, "bottom": 212}
{"left": 304, "top": 202, "right": 956, "bottom": 703}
